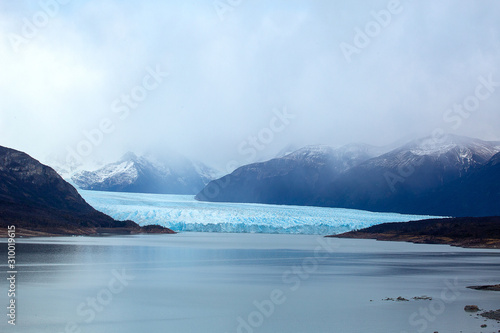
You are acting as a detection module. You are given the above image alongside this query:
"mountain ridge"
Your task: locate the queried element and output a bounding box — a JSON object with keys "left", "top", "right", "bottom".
{"left": 197, "top": 134, "right": 500, "bottom": 217}
{"left": 195, "top": 142, "right": 379, "bottom": 205}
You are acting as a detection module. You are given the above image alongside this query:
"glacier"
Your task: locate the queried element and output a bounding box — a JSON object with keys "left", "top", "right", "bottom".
{"left": 80, "top": 190, "right": 443, "bottom": 235}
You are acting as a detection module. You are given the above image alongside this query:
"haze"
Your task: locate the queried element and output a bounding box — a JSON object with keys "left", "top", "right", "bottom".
{"left": 1, "top": 0, "right": 500, "bottom": 171}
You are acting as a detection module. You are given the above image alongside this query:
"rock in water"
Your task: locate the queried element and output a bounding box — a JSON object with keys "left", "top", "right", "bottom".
{"left": 464, "top": 305, "right": 479, "bottom": 312}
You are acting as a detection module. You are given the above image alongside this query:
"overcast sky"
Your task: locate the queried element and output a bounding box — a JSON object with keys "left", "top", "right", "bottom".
{"left": 1, "top": 0, "right": 500, "bottom": 170}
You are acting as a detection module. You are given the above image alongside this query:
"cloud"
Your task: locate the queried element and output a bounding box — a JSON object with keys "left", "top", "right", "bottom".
{"left": 1, "top": 0, "right": 500, "bottom": 169}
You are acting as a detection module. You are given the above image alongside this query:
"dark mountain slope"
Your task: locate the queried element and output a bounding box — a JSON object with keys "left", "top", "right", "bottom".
{"left": 197, "top": 135, "right": 500, "bottom": 217}
{"left": 416, "top": 151, "right": 500, "bottom": 216}
{"left": 319, "top": 135, "right": 500, "bottom": 216}
{"left": 196, "top": 144, "right": 378, "bottom": 204}
{"left": 0, "top": 146, "right": 174, "bottom": 235}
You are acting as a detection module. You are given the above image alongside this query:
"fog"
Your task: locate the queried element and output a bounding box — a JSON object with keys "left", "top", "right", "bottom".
{"left": 1, "top": 0, "right": 500, "bottom": 170}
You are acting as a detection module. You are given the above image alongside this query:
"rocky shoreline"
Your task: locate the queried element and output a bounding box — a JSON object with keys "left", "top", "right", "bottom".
{"left": 380, "top": 285, "right": 500, "bottom": 330}
{"left": 466, "top": 284, "right": 500, "bottom": 322}
{"left": 329, "top": 216, "right": 500, "bottom": 249}
{"left": 468, "top": 284, "right": 500, "bottom": 292}
{"left": 1, "top": 224, "right": 175, "bottom": 237}
{"left": 481, "top": 309, "right": 500, "bottom": 321}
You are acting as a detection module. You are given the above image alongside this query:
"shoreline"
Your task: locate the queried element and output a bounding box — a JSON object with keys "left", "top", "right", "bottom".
{"left": 329, "top": 232, "right": 500, "bottom": 249}
{"left": 0, "top": 225, "right": 176, "bottom": 238}
{"left": 465, "top": 285, "right": 500, "bottom": 322}
{"left": 329, "top": 216, "right": 500, "bottom": 249}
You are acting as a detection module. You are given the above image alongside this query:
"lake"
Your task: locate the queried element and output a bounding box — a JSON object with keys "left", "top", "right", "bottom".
{"left": 2, "top": 233, "right": 500, "bottom": 333}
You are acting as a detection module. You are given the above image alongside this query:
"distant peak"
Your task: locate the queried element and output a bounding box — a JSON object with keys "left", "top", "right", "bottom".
{"left": 120, "top": 151, "right": 139, "bottom": 162}
{"left": 337, "top": 142, "right": 376, "bottom": 152}
{"left": 400, "top": 134, "right": 500, "bottom": 157}
{"left": 292, "top": 144, "right": 334, "bottom": 154}
{"left": 275, "top": 144, "right": 300, "bottom": 158}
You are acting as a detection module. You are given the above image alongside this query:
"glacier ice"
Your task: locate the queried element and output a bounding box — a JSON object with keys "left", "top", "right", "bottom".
{"left": 80, "top": 190, "right": 443, "bottom": 235}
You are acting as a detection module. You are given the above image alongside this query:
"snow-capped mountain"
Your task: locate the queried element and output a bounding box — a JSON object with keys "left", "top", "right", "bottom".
{"left": 195, "top": 143, "right": 380, "bottom": 204}
{"left": 193, "top": 160, "right": 224, "bottom": 185}
{"left": 281, "top": 143, "right": 386, "bottom": 174}
{"left": 368, "top": 134, "right": 500, "bottom": 171}
{"left": 319, "top": 134, "right": 500, "bottom": 214}
{"left": 275, "top": 144, "right": 300, "bottom": 158}
{"left": 197, "top": 135, "right": 500, "bottom": 217}
{"left": 72, "top": 152, "right": 218, "bottom": 195}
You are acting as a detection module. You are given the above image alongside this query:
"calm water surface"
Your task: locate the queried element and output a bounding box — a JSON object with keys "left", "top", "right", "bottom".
{"left": 1, "top": 233, "right": 500, "bottom": 333}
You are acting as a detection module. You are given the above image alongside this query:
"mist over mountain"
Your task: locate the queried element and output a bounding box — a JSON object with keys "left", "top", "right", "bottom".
{"left": 3, "top": 1, "right": 500, "bottom": 170}
{"left": 2, "top": 2, "right": 500, "bottom": 330}
{"left": 71, "top": 152, "right": 219, "bottom": 195}
{"left": 318, "top": 135, "right": 500, "bottom": 215}
{"left": 197, "top": 135, "right": 500, "bottom": 217}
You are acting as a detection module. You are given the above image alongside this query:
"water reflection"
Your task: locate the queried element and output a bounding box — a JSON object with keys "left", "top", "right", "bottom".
{"left": 1, "top": 233, "right": 499, "bottom": 333}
